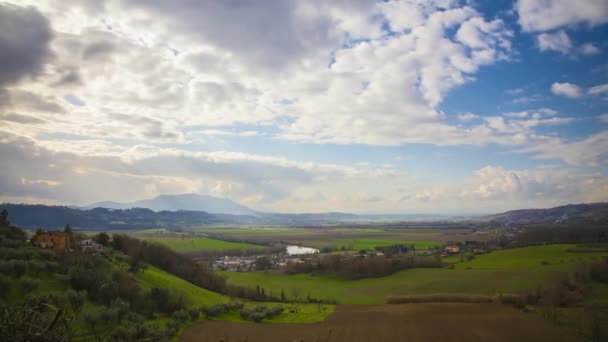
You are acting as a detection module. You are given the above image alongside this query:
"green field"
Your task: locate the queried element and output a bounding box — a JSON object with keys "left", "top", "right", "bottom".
{"left": 453, "top": 244, "right": 607, "bottom": 269}
{"left": 309, "top": 238, "right": 440, "bottom": 250}
{"left": 220, "top": 244, "right": 608, "bottom": 304}
{"left": 143, "top": 237, "right": 268, "bottom": 252}
{"left": 136, "top": 266, "right": 227, "bottom": 307}
{"left": 135, "top": 266, "right": 334, "bottom": 324}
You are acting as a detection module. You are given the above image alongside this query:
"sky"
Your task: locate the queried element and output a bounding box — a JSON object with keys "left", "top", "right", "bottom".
{"left": 0, "top": 0, "right": 607, "bottom": 214}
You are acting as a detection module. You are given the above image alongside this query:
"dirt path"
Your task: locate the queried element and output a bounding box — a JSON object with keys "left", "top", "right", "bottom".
{"left": 181, "top": 303, "right": 579, "bottom": 342}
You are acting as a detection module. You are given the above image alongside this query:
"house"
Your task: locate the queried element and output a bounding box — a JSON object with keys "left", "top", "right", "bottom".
{"left": 80, "top": 239, "right": 103, "bottom": 253}
{"left": 34, "top": 232, "right": 70, "bottom": 250}
{"left": 444, "top": 246, "right": 460, "bottom": 254}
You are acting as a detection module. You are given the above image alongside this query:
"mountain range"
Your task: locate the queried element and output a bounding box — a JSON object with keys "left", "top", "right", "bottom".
{"left": 84, "top": 194, "right": 257, "bottom": 216}
{"left": 1, "top": 198, "right": 606, "bottom": 231}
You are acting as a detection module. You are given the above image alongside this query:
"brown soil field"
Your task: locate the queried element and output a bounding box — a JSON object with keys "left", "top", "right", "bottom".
{"left": 181, "top": 303, "right": 580, "bottom": 342}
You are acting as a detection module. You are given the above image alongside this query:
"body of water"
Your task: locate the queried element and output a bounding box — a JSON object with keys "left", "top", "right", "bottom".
{"left": 286, "top": 245, "right": 319, "bottom": 255}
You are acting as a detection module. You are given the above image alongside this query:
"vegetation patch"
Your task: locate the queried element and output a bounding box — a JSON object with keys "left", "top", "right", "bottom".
{"left": 142, "top": 236, "right": 268, "bottom": 252}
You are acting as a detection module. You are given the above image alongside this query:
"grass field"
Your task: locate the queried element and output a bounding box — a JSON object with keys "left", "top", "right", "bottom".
{"left": 134, "top": 266, "right": 335, "bottom": 324}
{"left": 142, "top": 237, "right": 268, "bottom": 252}
{"left": 306, "top": 238, "right": 440, "bottom": 250}
{"left": 136, "top": 266, "right": 227, "bottom": 307}
{"left": 198, "top": 227, "right": 492, "bottom": 246}
{"left": 453, "top": 244, "right": 607, "bottom": 269}
{"left": 221, "top": 267, "right": 566, "bottom": 304}
{"left": 221, "top": 244, "right": 608, "bottom": 304}
{"left": 181, "top": 303, "right": 578, "bottom": 342}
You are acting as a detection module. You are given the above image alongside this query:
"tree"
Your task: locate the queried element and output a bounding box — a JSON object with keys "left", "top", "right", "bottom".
{"left": 93, "top": 232, "right": 110, "bottom": 246}
{"left": 64, "top": 224, "right": 72, "bottom": 234}
{"left": 0, "top": 209, "right": 9, "bottom": 226}
{"left": 254, "top": 256, "right": 272, "bottom": 270}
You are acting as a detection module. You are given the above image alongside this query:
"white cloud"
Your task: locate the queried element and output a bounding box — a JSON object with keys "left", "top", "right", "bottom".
{"left": 536, "top": 30, "right": 572, "bottom": 54}
{"left": 518, "top": 131, "right": 608, "bottom": 167}
{"left": 581, "top": 42, "right": 601, "bottom": 55}
{"left": 588, "top": 83, "right": 608, "bottom": 96}
{"left": 551, "top": 82, "right": 583, "bottom": 98}
{"left": 517, "top": 0, "right": 608, "bottom": 32}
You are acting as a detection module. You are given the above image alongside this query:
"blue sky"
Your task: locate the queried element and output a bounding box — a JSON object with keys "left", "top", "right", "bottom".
{"left": 0, "top": 0, "right": 607, "bottom": 214}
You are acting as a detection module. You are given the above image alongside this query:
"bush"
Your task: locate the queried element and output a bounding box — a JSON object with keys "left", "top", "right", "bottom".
{"left": 0, "top": 274, "right": 11, "bottom": 298}
{"left": 239, "top": 305, "right": 284, "bottom": 322}
{"left": 19, "top": 277, "right": 39, "bottom": 294}
{"left": 172, "top": 309, "right": 189, "bottom": 323}
{"left": 200, "top": 301, "right": 244, "bottom": 318}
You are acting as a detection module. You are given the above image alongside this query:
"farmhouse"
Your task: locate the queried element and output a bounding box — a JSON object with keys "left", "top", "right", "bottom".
{"left": 80, "top": 239, "right": 103, "bottom": 253}
{"left": 34, "top": 231, "right": 70, "bottom": 250}
{"left": 444, "top": 246, "right": 460, "bottom": 254}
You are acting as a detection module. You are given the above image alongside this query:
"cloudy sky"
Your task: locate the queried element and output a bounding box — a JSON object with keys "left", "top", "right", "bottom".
{"left": 0, "top": 0, "right": 607, "bottom": 214}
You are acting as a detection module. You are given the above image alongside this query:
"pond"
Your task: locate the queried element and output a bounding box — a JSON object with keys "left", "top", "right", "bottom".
{"left": 286, "top": 245, "right": 319, "bottom": 255}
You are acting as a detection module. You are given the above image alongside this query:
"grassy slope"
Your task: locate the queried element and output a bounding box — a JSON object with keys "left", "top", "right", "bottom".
{"left": 143, "top": 237, "right": 267, "bottom": 252}
{"left": 135, "top": 266, "right": 334, "bottom": 324}
{"left": 136, "top": 266, "right": 227, "bottom": 307}
{"left": 222, "top": 244, "right": 608, "bottom": 304}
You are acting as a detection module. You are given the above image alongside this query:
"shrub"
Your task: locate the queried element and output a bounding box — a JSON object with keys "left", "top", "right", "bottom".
{"left": 0, "top": 274, "right": 11, "bottom": 298}
{"left": 10, "top": 260, "right": 27, "bottom": 278}
{"left": 19, "top": 277, "right": 39, "bottom": 294}
{"left": 172, "top": 309, "right": 189, "bottom": 323}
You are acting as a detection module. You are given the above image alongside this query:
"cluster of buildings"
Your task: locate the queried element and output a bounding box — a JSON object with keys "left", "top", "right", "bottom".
{"left": 32, "top": 231, "right": 103, "bottom": 253}
{"left": 212, "top": 254, "right": 304, "bottom": 272}
{"left": 212, "top": 256, "right": 257, "bottom": 271}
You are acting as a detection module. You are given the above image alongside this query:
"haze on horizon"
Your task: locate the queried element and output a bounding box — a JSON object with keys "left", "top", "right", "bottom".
{"left": 0, "top": 0, "right": 607, "bottom": 215}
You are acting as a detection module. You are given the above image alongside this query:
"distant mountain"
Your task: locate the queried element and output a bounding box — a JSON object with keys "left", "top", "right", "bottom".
{"left": 0, "top": 204, "right": 220, "bottom": 230}
{"left": 484, "top": 202, "right": 608, "bottom": 225}
{"left": 84, "top": 194, "right": 257, "bottom": 216}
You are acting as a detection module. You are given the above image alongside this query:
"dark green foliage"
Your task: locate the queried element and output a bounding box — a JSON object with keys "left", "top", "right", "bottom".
{"left": 200, "top": 301, "right": 244, "bottom": 318}
{"left": 19, "top": 276, "right": 39, "bottom": 294}
{"left": 283, "top": 253, "right": 442, "bottom": 279}
{"left": 589, "top": 256, "right": 608, "bottom": 283}
{"left": 172, "top": 309, "right": 189, "bottom": 323}
{"left": 254, "top": 256, "right": 272, "bottom": 270}
{"left": 63, "top": 224, "right": 72, "bottom": 235}
{"left": 146, "top": 287, "right": 185, "bottom": 314}
{"left": 188, "top": 308, "right": 200, "bottom": 321}
{"left": 112, "top": 234, "right": 226, "bottom": 292}
{"left": 0, "top": 297, "right": 75, "bottom": 341}
{"left": 28, "top": 259, "right": 46, "bottom": 275}
{"left": 93, "top": 232, "right": 110, "bottom": 246}
{"left": 0, "top": 274, "right": 11, "bottom": 299}
{"left": 10, "top": 260, "right": 27, "bottom": 278}
{"left": 66, "top": 290, "right": 87, "bottom": 313}
{"left": 239, "top": 305, "right": 284, "bottom": 322}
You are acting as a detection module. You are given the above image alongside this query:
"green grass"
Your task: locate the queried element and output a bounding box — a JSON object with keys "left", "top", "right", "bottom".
{"left": 135, "top": 266, "right": 227, "bottom": 307}
{"left": 221, "top": 244, "right": 608, "bottom": 304}
{"left": 316, "top": 238, "right": 440, "bottom": 250}
{"left": 220, "top": 267, "right": 562, "bottom": 304}
{"left": 453, "top": 244, "right": 607, "bottom": 270}
{"left": 143, "top": 237, "right": 268, "bottom": 252}
{"left": 135, "top": 266, "right": 335, "bottom": 324}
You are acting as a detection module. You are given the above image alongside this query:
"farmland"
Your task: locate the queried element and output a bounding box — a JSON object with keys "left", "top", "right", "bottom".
{"left": 219, "top": 244, "right": 608, "bottom": 304}
{"left": 197, "top": 226, "right": 488, "bottom": 251}
{"left": 181, "top": 303, "right": 578, "bottom": 342}
{"left": 141, "top": 236, "right": 267, "bottom": 252}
